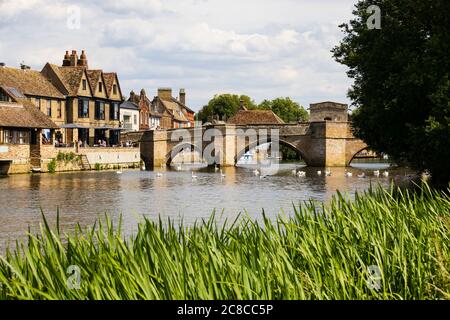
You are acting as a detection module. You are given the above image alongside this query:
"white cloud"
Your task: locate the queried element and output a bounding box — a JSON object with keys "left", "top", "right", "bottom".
{"left": 0, "top": 0, "right": 357, "bottom": 109}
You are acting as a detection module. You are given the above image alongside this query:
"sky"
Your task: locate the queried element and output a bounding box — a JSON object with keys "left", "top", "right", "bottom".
{"left": 0, "top": 0, "right": 357, "bottom": 111}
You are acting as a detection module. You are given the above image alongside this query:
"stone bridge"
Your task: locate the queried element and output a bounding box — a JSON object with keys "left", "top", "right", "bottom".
{"left": 138, "top": 121, "right": 368, "bottom": 168}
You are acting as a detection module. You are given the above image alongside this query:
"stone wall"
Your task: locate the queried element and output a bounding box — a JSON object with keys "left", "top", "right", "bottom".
{"left": 0, "top": 144, "right": 31, "bottom": 174}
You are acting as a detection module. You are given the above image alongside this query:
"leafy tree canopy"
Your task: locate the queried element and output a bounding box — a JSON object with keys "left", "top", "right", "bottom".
{"left": 333, "top": 0, "right": 450, "bottom": 184}
{"left": 196, "top": 94, "right": 256, "bottom": 123}
{"left": 259, "top": 97, "right": 309, "bottom": 122}
{"left": 197, "top": 95, "right": 308, "bottom": 123}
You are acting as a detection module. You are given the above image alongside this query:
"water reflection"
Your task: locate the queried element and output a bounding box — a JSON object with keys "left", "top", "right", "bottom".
{"left": 0, "top": 161, "right": 413, "bottom": 248}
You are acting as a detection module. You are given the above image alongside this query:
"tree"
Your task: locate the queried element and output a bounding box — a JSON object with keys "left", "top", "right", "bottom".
{"left": 333, "top": 0, "right": 450, "bottom": 185}
{"left": 196, "top": 94, "right": 256, "bottom": 123}
{"left": 258, "top": 97, "right": 309, "bottom": 122}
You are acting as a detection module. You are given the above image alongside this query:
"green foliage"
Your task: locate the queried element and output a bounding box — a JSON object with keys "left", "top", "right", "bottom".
{"left": 94, "top": 163, "right": 101, "bottom": 171}
{"left": 197, "top": 94, "right": 308, "bottom": 125}
{"left": 197, "top": 94, "right": 256, "bottom": 122}
{"left": 47, "top": 159, "right": 56, "bottom": 173}
{"left": 333, "top": 0, "right": 450, "bottom": 184}
{"left": 259, "top": 97, "right": 309, "bottom": 123}
{"left": 56, "top": 152, "right": 78, "bottom": 164}
{"left": 56, "top": 152, "right": 65, "bottom": 162}
{"left": 0, "top": 184, "right": 448, "bottom": 300}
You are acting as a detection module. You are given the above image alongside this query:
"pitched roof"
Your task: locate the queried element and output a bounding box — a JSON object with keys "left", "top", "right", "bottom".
{"left": 0, "top": 99, "right": 59, "bottom": 129}
{"left": 0, "top": 66, "right": 64, "bottom": 99}
{"left": 103, "top": 72, "right": 119, "bottom": 98}
{"left": 159, "top": 98, "right": 189, "bottom": 122}
{"left": 120, "top": 101, "right": 139, "bottom": 111}
{"left": 170, "top": 97, "right": 194, "bottom": 113}
{"left": 228, "top": 110, "right": 285, "bottom": 125}
{"left": 53, "top": 65, "right": 85, "bottom": 96}
{"left": 86, "top": 70, "right": 102, "bottom": 94}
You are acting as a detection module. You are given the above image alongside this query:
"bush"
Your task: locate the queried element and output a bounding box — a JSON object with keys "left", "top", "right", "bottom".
{"left": 47, "top": 159, "right": 57, "bottom": 173}
{"left": 94, "top": 163, "right": 101, "bottom": 171}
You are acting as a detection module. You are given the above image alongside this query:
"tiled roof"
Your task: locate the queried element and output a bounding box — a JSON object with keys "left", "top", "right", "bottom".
{"left": 160, "top": 98, "right": 189, "bottom": 122}
{"left": 0, "top": 99, "right": 59, "bottom": 129}
{"left": 120, "top": 101, "right": 139, "bottom": 110}
{"left": 228, "top": 110, "right": 285, "bottom": 125}
{"left": 103, "top": 73, "right": 116, "bottom": 97}
{"left": 0, "top": 66, "right": 64, "bottom": 99}
{"left": 86, "top": 70, "right": 102, "bottom": 94}
{"left": 54, "top": 65, "right": 85, "bottom": 96}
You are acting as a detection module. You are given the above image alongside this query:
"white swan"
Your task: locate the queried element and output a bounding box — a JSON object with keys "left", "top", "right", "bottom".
{"left": 291, "top": 169, "right": 297, "bottom": 176}
{"left": 374, "top": 170, "right": 380, "bottom": 177}
{"left": 253, "top": 169, "right": 260, "bottom": 176}
{"left": 317, "top": 170, "right": 322, "bottom": 176}
{"left": 345, "top": 171, "right": 353, "bottom": 177}
{"left": 156, "top": 173, "right": 163, "bottom": 177}
{"left": 383, "top": 171, "right": 389, "bottom": 177}
{"left": 176, "top": 164, "right": 182, "bottom": 171}
{"left": 191, "top": 171, "right": 197, "bottom": 180}
{"left": 325, "top": 169, "right": 332, "bottom": 176}
{"left": 297, "top": 171, "right": 306, "bottom": 177}
{"left": 357, "top": 173, "right": 366, "bottom": 178}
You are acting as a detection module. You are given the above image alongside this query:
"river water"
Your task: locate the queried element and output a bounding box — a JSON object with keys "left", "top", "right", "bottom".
{"left": 0, "top": 161, "right": 414, "bottom": 248}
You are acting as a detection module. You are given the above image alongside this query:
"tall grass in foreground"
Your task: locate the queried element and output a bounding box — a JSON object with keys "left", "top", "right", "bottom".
{"left": 0, "top": 184, "right": 449, "bottom": 300}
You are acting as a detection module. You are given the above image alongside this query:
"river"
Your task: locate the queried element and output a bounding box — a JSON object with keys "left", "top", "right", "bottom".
{"left": 0, "top": 161, "right": 414, "bottom": 249}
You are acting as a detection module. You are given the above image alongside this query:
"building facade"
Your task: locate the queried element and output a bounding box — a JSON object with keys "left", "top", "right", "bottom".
{"left": 119, "top": 100, "right": 140, "bottom": 132}
{"left": 125, "top": 88, "right": 195, "bottom": 130}
{"left": 41, "top": 50, "right": 124, "bottom": 146}
{"left": 0, "top": 87, "right": 58, "bottom": 174}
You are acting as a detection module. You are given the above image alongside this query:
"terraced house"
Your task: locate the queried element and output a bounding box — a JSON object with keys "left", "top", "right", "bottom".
{"left": 42, "top": 50, "right": 124, "bottom": 146}
{"left": 126, "top": 88, "right": 195, "bottom": 130}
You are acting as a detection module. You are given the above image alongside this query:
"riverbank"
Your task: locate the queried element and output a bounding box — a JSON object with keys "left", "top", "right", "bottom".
{"left": 0, "top": 183, "right": 448, "bottom": 300}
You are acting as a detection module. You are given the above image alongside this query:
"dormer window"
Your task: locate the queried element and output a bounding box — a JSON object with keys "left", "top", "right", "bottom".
{"left": 82, "top": 79, "right": 87, "bottom": 90}
{"left": 113, "top": 84, "right": 117, "bottom": 95}
{"left": 99, "top": 82, "right": 102, "bottom": 92}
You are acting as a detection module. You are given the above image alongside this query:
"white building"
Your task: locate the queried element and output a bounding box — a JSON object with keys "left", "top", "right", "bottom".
{"left": 120, "top": 101, "right": 140, "bottom": 132}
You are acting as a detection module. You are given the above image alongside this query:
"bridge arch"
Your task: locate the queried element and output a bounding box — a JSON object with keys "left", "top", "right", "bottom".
{"left": 235, "top": 138, "right": 309, "bottom": 166}
{"left": 165, "top": 142, "right": 205, "bottom": 166}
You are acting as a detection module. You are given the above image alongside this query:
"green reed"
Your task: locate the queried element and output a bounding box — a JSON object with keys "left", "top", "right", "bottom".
{"left": 0, "top": 183, "right": 448, "bottom": 300}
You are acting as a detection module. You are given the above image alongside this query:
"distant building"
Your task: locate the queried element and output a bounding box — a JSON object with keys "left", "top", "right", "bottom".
{"left": 119, "top": 100, "right": 140, "bottom": 132}
{"left": 151, "top": 88, "right": 195, "bottom": 129}
{"left": 126, "top": 88, "right": 195, "bottom": 130}
{"left": 309, "top": 102, "right": 348, "bottom": 122}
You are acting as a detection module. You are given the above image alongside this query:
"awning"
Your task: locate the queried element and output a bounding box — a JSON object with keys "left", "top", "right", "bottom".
{"left": 60, "top": 123, "right": 91, "bottom": 129}
{"left": 92, "top": 126, "right": 124, "bottom": 130}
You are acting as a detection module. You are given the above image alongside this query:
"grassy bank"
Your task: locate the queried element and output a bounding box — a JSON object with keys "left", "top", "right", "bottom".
{"left": 0, "top": 184, "right": 449, "bottom": 300}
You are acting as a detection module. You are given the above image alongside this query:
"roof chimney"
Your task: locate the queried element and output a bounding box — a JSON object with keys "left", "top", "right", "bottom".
{"left": 62, "top": 50, "right": 71, "bottom": 66}
{"left": 78, "top": 50, "right": 88, "bottom": 68}
{"left": 70, "top": 50, "right": 78, "bottom": 66}
{"left": 179, "top": 88, "right": 186, "bottom": 105}
{"left": 157, "top": 88, "right": 172, "bottom": 100}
